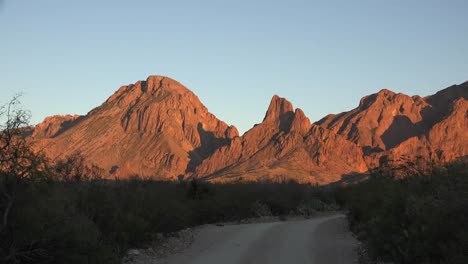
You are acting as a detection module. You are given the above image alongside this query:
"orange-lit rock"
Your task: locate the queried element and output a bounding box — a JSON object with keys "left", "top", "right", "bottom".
{"left": 32, "top": 114, "right": 82, "bottom": 139}
{"left": 32, "top": 77, "right": 467, "bottom": 184}
{"left": 194, "top": 96, "right": 367, "bottom": 184}
{"left": 33, "top": 76, "right": 236, "bottom": 179}
{"left": 317, "top": 81, "right": 468, "bottom": 168}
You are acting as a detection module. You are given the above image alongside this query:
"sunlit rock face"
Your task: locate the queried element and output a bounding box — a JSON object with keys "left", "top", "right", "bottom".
{"left": 194, "top": 95, "right": 368, "bottom": 184}
{"left": 33, "top": 76, "right": 237, "bottom": 179}
{"left": 32, "top": 114, "right": 83, "bottom": 139}
{"left": 316, "top": 81, "right": 468, "bottom": 168}
{"left": 31, "top": 77, "right": 467, "bottom": 184}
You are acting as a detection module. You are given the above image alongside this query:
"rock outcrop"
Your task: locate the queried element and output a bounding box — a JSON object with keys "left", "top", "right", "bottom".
{"left": 32, "top": 114, "right": 82, "bottom": 139}
{"left": 33, "top": 76, "right": 237, "bottom": 179}
{"left": 317, "top": 81, "right": 468, "bottom": 168}
{"left": 31, "top": 76, "right": 467, "bottom": 184}
{"left": 194, "top": 96, "right": 368, "bottom": 184}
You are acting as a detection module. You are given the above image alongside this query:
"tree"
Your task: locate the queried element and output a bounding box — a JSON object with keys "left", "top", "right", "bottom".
{"left": 54, "top": 152, "right": 104, "bottom": 181}
{"left": 0, "top": 95, "right": 47, "bottom": 263}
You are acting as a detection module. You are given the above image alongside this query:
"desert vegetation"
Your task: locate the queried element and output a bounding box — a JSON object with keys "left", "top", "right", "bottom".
{"left": 0, "top": 97, "right": 337, "bottom": 263}
{"left": 337, "top": 158, "right": 468, "bottom": 264}
{"left": 1, "top": 176, "right": 339, "bottom": 264}
{"left": 2, "top": 97, "right": 467, "bottom": 264}
{"left": 0, "top": 172, "right": 336, "bottom": 263}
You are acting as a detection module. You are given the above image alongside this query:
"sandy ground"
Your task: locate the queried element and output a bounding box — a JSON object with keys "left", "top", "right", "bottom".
{"left": 135, "top": 214, "right": 358, "bottom": 264}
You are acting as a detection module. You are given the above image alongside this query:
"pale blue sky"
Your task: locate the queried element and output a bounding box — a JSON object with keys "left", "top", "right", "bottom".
{"left": 1, "top": 0, "right": 467, "bottom": 134}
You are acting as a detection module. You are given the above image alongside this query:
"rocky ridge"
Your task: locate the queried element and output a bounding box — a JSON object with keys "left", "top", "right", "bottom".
{"left": 31, "top": 76, "right": 468, "bottom": 184}
{"left": 32, "top": 76, "right": 237, "bottom": 179}
{"left": 317, "top": 81, "right": 468, "bottom": 169}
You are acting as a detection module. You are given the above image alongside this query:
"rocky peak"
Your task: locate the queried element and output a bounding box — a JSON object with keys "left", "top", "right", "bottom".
{"left": 105, "top": 76, "right": 192, "bottom": 107}
{"left": 263, "top": 95, "right": 294, "bottom": 122}
{"left": 359, "top": 88, "right": 398, "bottom": 109}
{"left": 377, "top": 88, "right": 396, "bottom": 96}
{"left": 260, "top": 95, "right": 296, "bottom": 134}
{"left": 225, "top": 125, "right": 239, "bottom": 138}
{"left": 425, "top": 81, "right": 468, "bottom": 117}
{"left": 32, "top": 75, "right": 237, "bottom": 179}
{"left": 97, "top": 76, "right": 224, "bottom": 137}
{"left": 426, "top": 81, "right": 468, "bottom": 103}
{"left": 289, "top": 108, "right": 311, "bottom": 134}
{"left": 194, "top": 94, "right": 366, "bottom": 184}
{"left": 145, "top": 75, "right": 190, "bottom": 94}
{"left": 32, "top": 114, "right": 82, "bottom": 139}
{"left": 30, "top": 76, "right": 468, "bottom": 184}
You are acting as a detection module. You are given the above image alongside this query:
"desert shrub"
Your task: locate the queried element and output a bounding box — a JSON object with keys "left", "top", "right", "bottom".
{"left": 251, "top": 200, "right": 272, "bottom": 217}
{"left": 2, "top": 175, "right": 339, "bottom": 264}
{"left": 53, "top": 153, "right": 104, "bottom": 181}
{"left": 296, "top": 198, "right": 326, "bottom": 217}
{"left": 2, "top": 182, "right": 117, "bottom": 264}
{"left": 339, "top": 158, "right": 468, "bottom": 264}
{"left": 0, "top": 97, "right": 340, "bottom": 263}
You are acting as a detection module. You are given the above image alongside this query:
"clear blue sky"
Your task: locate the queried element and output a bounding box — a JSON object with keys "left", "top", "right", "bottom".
{"left": 1, "top": 0, "right": 467, "bottom": 134}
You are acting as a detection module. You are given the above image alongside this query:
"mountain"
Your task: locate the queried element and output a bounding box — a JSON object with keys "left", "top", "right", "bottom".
{"left": 31, "top": 76, "right": 467, "bottom": 184}
{"left": 31, "top": 114, "right": 83, "bottom": 139}
{"left": 316, "top": 81, "right": 468, "bottom": 168}
{"left": 32, "top": 76, "right": 238, "bottom": 179}
{"left": 193, "top": 95, "right": 367, "bottom": 184}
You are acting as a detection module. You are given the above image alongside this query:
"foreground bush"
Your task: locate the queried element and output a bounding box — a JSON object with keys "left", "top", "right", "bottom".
{"left": 337, "top": 159, "right": 468, "bottom": 264}
{"left": 1, "top": 177, "right": 336, "bottom": 264}
{"left": 0, "top": 96, "right": 339, "bottom": 263}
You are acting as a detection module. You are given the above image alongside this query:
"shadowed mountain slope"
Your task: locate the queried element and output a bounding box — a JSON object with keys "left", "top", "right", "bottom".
{"left": 32, "top": 76, "right": 237, "bottom": 179}
{"left": 316, "top": 81, "right": 468, "bottom": 168}
{"left": 194, "top": 95, "right": 368, "bottom": 184}
{"left": 31, "top": 77, "right": 467, "bottom": 183}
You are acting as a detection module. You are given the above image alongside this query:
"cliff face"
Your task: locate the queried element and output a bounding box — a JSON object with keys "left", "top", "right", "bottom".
{"left": 32, "top": 114, "right": 82, "bottom": 139}
{"left": 317, "top": 82, "right": 468, "bottom": 168}
{"left": 32, "top": 76, "right": 467, "bottom": 184}
{"left": 316, "top": 89, "right": 432, "bottom": 153}
{"left": 33, "top": 76, "right": 237, "bottom": 179}
{"left": 194, "top": 96, "right": 368, "bottom": 184}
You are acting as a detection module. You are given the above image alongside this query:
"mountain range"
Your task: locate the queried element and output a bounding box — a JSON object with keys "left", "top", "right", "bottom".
{"left": 30, "top": 76, "right": 468, "bottom": 184}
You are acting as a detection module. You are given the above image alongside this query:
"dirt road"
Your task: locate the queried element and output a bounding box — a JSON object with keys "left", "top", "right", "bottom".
{"left": 160, "top": 214, "right": 357, "bottom": 264}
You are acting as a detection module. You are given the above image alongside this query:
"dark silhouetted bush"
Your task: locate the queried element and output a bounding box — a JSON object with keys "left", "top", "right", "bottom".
{"left": 338, "top": 158, "right": 468, "bottom": 264}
